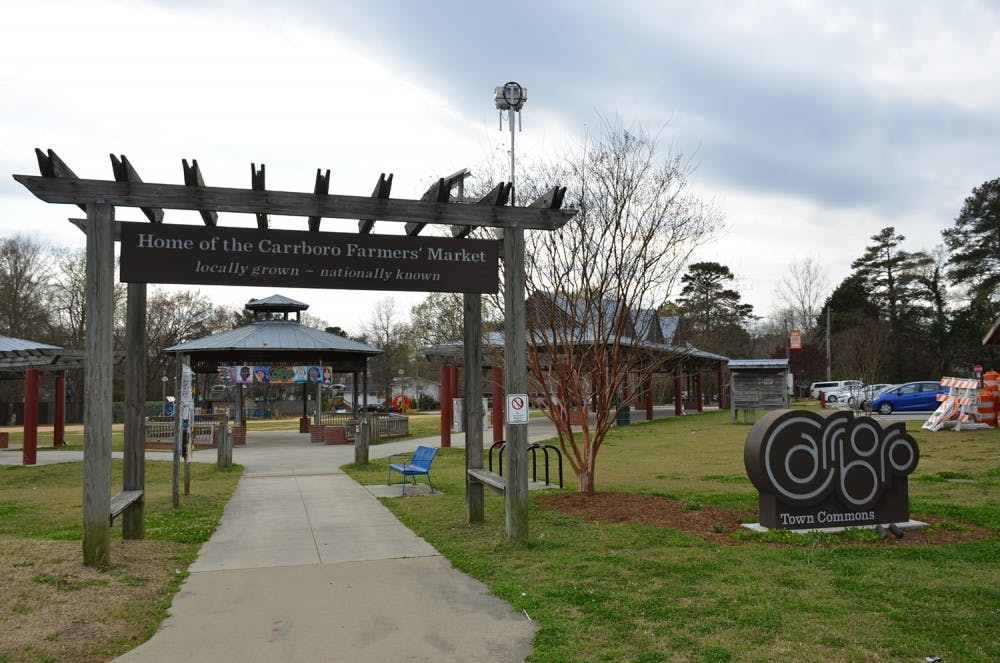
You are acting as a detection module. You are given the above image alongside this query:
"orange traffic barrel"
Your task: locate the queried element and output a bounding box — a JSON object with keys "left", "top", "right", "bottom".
{"left": 984, "top": 371, "right": 1000, "bottom": 391}
{"left": 977, "top": 390, "right": 996, "bottom": 424}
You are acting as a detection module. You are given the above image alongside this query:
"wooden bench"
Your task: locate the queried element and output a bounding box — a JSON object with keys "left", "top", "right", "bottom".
{"left": 467, "top": 468, "right": 506, "bottom": 494}
{"left": 110, "top": 490, "right": 144, "bottom": 523}
{"left": 387, "top": 445, "right": 438, "bottom": 495}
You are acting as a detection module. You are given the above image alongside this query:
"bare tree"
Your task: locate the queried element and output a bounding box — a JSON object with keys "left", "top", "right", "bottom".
{"left": 522, "top": 119, "right": 723, "bottom": 492}
{"left": 145, "top": 288, "right": 234, "bottom": 398}
{"left": 0, "top": 235, "right": 54, "bottom": 340}
{"left": 775, "top": 256, "right": 828, "bottom": 340}
{"left": 361, "top": 298, "right": 408, "bottom": 406}
{"left": 833, "top": 318, "right": 888, "bottom": 386}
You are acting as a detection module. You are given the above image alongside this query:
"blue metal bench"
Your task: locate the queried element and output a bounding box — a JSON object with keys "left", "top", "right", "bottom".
{"left": 387, "top": 445, "right": 438, "bottom": 495}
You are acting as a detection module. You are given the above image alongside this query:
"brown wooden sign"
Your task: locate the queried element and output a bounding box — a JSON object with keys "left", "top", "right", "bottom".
{"left": 119, "top": 223, "right": 500, "bottom": 293}
{"left": 744, "top": 409, "right": 919, "bottom": 529}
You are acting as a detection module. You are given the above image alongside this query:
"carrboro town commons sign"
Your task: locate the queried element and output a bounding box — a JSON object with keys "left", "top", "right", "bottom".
{"left": 120, "top": 223, "right": 500, "bottom": 292}
{"left": 744, "top": 409, "right": 920, "bottom": 530}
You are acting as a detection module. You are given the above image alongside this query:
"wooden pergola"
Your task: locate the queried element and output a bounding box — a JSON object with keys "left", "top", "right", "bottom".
{"left": 15, "top": 149, "right": 576, "bottom": 566}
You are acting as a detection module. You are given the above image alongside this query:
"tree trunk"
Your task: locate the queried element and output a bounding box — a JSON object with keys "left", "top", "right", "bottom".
{"left": 577, "top": 467, "right": 595, "bottom": 493}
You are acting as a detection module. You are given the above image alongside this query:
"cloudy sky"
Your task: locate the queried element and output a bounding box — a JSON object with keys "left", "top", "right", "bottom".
{"left": 2, "top": 0, "right": 998, "bottom": 335}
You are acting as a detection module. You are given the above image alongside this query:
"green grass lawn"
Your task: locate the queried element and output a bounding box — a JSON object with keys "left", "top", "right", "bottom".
{"left": 344, "top": 409, "right": 1000, "bottom": 662}
{"left": 0, "top": 458, "right": 241, "bottom": 662}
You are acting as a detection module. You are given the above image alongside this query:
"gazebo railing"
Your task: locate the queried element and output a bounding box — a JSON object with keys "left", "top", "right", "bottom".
{"left": 315, "top": 411, "right": 409, "bottom": 439}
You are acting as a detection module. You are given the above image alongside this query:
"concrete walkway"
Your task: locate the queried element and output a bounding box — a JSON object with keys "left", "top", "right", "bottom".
{"left": 0, "top": 407, "right": 689, "bottom": 661}
{"left": 111, "top": 430, "right": 536, "bottom": 662}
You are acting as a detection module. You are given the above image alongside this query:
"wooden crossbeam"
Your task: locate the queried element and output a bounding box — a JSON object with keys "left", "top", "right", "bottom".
{"left": 34, "top": 148, "right": 85, "bottom": 211}
{"left": 14, "top": 175, "right": 577, "bottom": 230}
{"left": 530, "top": 186, "right": 567, "bottom": 209}
{"left": 251, "top": 163, "right": 268, "bottom": 229}
{"left": 406, "top": 170, "right": 472, "bottom": 236}
{"left": 358, "top": 173, "right": 392, "bottom": 234}
{"left": 307, "top": 169, "right": 331, "bottom": 231}
{"left": 110, "top": 155, "right": 164, "bottom": 223}
{"left": 181, "top": 159, "right": 218, "bottom": 226}
{"left": 453, "top": 182, "right": 510, "bottom": 238}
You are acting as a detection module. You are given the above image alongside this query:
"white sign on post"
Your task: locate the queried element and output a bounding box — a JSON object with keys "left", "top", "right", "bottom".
{"left": 507, "top": 393, "right": 529, "bottom": 424}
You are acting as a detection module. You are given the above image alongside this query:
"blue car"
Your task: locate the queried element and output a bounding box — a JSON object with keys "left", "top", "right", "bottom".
{"left": 871, "top": 381, "right": 947, "bottom": 414}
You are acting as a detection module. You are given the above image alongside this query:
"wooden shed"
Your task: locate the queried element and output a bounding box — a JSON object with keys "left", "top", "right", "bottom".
{"left": 728, "top": 359, "right": 790, "bottom": 420}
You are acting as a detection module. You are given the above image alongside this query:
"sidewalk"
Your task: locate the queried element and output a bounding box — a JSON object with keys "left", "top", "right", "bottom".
{"left": 113, "top": 430, "right": 537, "bottom": 662}
{"left": 1, "top": 408, "right": 685, "bottom": 660}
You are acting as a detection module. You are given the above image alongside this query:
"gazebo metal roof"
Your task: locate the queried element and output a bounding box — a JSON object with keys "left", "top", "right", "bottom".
{"left": 164, "top": 321, "right": 379, "bottom": 354}
{"left": 0, "top": 334, "right": 89, "bottom": 377}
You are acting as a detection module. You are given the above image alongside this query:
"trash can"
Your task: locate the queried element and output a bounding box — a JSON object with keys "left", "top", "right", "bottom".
{"left": 616, "top": 406, "right": 631, "bottom": 426}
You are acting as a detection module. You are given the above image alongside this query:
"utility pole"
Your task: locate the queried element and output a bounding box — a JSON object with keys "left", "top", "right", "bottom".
{"left": 826, "top": 307, "right": 832, "bottom": 380}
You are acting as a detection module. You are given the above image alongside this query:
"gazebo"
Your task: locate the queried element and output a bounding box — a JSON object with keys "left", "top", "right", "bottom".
{"left": 0, "top": 334, "right": 87, "bottom": 464}
{"left": 163, "top": 294, "right": 381, "bottom": 443}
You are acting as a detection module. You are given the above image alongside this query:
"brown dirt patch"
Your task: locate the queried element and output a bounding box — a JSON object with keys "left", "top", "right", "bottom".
{"left": 0, "top": 536, "right": 192, "bottom": 663}
{"left": 536, "top": 492, "right": 995, "bottom": 545}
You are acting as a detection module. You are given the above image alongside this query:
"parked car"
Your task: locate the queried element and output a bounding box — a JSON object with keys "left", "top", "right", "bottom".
{"left": 853, "top": 383, "right": 894, "bottom": 410}
{"left": 871, "top": 381, "right": 947, "bottom": 414}
{"left": 824, "top": 385, "right": 863, "bottom": 404}
{"left": 810, "top": 380, "right": 863, "bottom": 400}
{"left": 356, "top": 403, "right": 386, "bottom": 413}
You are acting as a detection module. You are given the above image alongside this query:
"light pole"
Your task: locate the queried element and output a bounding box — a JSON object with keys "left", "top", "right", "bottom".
{"left": 494, "top": 81, "right": 526, "bottom": 205}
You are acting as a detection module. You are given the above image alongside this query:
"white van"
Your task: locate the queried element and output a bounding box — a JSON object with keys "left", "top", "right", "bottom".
{"left": 809, "top": 380, "right": 862, "bottom": 399}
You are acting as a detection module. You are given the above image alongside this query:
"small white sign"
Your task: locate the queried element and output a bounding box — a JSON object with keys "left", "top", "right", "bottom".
{"left": 507, "top": 393, "right": 529, "bottom": 424}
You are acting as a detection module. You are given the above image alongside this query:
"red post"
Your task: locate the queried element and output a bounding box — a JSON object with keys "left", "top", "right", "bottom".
{"left": 440, "top": 364, "right": 452, "bottom": 447}
{"left": 444, "top": 364, "right": 457, "bottom": 448}
{"left": 674, "top": 375, "right": 683, "bottom": 416}
{"left": 696, "top": 372, "right": 704, "bottom": 412}
{"left": 491, "top": 366, "right": 504, "bottom": 443}
{"left": 23, "top": 368, "right": 39, "bottom": 465}
{"left": 54, "top": 371, "right": 66, "bottom": 446}
{"left": 645, "top": 375, "right": 654, "bottom": 420}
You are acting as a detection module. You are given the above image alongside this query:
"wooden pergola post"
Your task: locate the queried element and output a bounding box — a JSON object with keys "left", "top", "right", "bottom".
{"left": 123, "top": 282, "right": 146, "bottom": 539}
{"left": 503, "top": 227, "right": 529, "bottom": 541}
{"left": 83, "top": 201, "right": 114, "bottom": 567}
{"left": 464, "top": 294, "right": 484, "bottom": 523}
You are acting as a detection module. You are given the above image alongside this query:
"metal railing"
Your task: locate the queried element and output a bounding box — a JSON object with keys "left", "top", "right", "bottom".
{"left": 488, "top": 440, "right": 564, "bottom": 489}
{"left": 314, "top": 412, "right": 409, "bottom": 440}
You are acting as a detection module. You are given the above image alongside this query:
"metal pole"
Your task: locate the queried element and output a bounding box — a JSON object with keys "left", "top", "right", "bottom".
{"left": 826, "top": 307, "right": 832, "bottom": 380}
{"left": 509, "top": 107, "right": 516, "bottom": 206}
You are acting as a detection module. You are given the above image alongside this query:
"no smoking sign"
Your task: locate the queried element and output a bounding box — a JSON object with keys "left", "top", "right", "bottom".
{"left": 507, "top": 393, "right": 529, "bottom": 424}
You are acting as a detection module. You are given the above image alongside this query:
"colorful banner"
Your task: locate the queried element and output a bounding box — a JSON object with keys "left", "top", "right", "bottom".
{"left": 225, "top": 365, "right": 331, "bottom": 384}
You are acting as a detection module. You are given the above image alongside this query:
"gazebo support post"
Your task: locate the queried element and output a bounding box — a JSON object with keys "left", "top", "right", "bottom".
{"left": 23, "top": 368, "right": 39, "bottom": 466}
{"left": 440, "top": 364, "right": 452, "bottom": 447}
{"left": 645, "top": 375, "right": 654, "bottom": 421}
{"left": 503, "top": 226, "right": 528, "bottom": 541}
{"left": 53, "top": 371, "right": 66, "bottom": 446}
{"left": 123, "top": 282, "right": 146, "bottom": 539}
{"left": 464, "top": 293, "right": 484, "bottom": 523}
{"left": 696, "top": 372, "right": 704, "bottom": 412}
{"left": 492, "top": 367, "right": 504, "bottom": 443}
{"left": 82, "top": 201, "right": 114, "bottom": 567}
{"left": 674, "top": 374, "right": 683, "bottom": 416}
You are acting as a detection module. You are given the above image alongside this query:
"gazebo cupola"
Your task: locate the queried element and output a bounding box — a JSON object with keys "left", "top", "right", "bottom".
{"left": 246, "top": 294, "right": 309, "bottom": 322}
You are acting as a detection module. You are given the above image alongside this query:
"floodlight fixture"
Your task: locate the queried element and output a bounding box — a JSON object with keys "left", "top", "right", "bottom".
{"left": 495, "top": 81, "right": 526, "bottom": 206}
{"left": 494, "top": 81, "right": 527, "bottom": 111}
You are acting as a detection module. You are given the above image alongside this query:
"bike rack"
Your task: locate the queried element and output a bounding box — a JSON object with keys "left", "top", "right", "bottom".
{"left": 488, "top": 440, "right": 563, "bottom": 489}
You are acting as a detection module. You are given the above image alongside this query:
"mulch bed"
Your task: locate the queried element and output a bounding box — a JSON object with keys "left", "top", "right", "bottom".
{"left": 536, "top": 492, "right": 995, "bottom": 545}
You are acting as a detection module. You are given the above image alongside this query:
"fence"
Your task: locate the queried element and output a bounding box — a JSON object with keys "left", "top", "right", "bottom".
{"left": 145, "top": 416, "right": 226, "bottom": 447}
{"left": 314, "top": 412, "right": 409, "bottom": 440}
